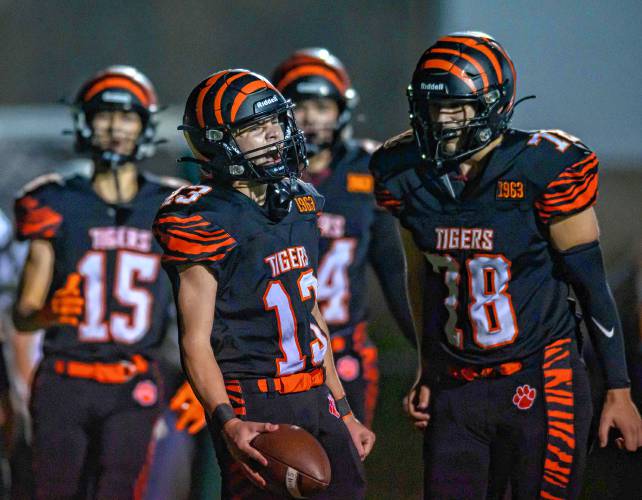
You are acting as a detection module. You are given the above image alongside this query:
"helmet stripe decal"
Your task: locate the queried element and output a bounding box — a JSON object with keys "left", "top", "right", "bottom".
{"left": 84, "top": 77, "right": 150, "bottom": 106}
{"left": 196, "top": 71, "right": 228, "bottom": 128}
{"left": 214, "top": 71, "right": 250, "bottom": 125}
{"left": 423, "top": 59, "right": 477, "bottom": 93}
{"left": 276, "top": 65, "right": 347, "bottom": 94}
{"left": 440, "top": 36, "right": 503, "bottom": 84}
{"left": 493, "top": 43, "right": 517, "bottom": 108}
{"left": 230, "top": 80, "right": 270, "bottom": 122}
{"left": 429, "top": 48, "right": 489, "bottom": 91}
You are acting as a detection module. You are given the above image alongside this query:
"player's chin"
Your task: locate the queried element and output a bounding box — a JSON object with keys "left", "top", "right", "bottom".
{"left": 441, "top": 142, "right": 461, "bottom": 157}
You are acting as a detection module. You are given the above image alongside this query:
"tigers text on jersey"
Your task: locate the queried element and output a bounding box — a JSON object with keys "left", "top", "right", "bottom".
{"left": 14, "top": 171, "right": 182, "bottom": 362}
{"left": 312, "top": 139, "right": 379, "bottom": 332}
{"left": 370, "top": 129, "right": 598, "bottom": 366}
{"left": 153, "top": 180, "right": 328, "bottom": 379}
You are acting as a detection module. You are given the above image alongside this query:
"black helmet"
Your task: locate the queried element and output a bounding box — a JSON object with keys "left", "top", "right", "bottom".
{"left": 272, "top": 48, "right": 357, "bottom": 153}
{"left": 408, "top": 31, "right": 516, "bottom": 172}
{"left": 73, "top": 65, "right": 159, "bottom": 164}
{"left": 181, "top": 69, "right": 307, "bottom": 183}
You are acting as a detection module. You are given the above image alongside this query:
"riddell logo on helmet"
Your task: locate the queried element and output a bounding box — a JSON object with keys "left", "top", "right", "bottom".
{"left": 420, "top": 82, "right": 446, "bottom": 92}
{"left": 256, "top": 96, "right": 278, "bottom": 109}
{"left": 101, "top": 91, "right": 132, "bottom": 104}
{"left": 296, "top": 81, "right": 329, "bottom": 95}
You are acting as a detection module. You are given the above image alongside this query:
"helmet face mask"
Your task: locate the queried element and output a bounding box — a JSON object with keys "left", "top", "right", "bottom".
{"left": 182, "top": 69, "right": 308, "bottom": 184}
{"left": 408, "top": 32, "right": 516, "bottom": 174}
{"left": 88, "top": 109, "right": 144, "bottom": 162}
{"left": 291, "top": 97, "right": 341, "bottom": 156}
{"left": 73, "top": 65, "right": 159, "bottom": 166}
{"left": 225, "top": 107, "right": 307, "bottom": 182}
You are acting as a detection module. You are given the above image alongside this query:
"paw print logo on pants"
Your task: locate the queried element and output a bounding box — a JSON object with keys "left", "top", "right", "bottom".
{"left": 512, "top": 384, "right": 537, "bottom": 410}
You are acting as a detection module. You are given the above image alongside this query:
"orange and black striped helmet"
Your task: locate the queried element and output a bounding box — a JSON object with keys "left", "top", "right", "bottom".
{"left": 408, "top": 32, "right": 516, "bottom": 170}
{"left": 72, "top": 65, "right": 159, "bottom": 162}
{"left": 272, "top": 48, "right": 358, "bottom": 131}
{"left": 181, "top": 69, "right": 307, "bottom": 183}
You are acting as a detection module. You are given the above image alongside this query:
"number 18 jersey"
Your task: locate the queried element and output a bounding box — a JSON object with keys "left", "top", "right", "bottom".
{"left": 370, "top": 128, "right": 598, "bottom": 366}
{"left": 153, "top": 181, "right": 328, "bottom": 379}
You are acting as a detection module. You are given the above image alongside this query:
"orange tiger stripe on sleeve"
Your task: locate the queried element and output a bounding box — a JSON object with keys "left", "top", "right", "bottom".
{"left": 535, "top": 153, "right": 599, "bottom": 223}
{"left": 14, "top": 195, "right": 63, "bottom": 240}
{"left": 374, "top": 180, "right": 403, "bottom": 215}
{"left": 153, "top": 213, "right": 237, "bottom": 264}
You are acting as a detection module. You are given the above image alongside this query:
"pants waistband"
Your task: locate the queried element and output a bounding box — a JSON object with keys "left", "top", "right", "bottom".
{"left": 50, "top": 355, "right": 149, "bottom": 384}
{"left": 444, "top": 337, "right": 579, "bottom": 382}
{"left": 447, "top": 361, "right": 522, "bottom": 381}
{"left": 228, "top": 367, "right": 325, "bottom": 395}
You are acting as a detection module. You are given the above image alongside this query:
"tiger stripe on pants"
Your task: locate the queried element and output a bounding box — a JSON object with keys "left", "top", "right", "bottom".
{"left": 541, "top": 338, "right": 576, "bottom": 499}
{"left": 422, "top": 337, "right": 592, "bottom": 499}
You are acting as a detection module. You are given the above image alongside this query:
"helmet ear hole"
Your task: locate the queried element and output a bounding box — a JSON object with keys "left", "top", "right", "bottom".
{"left": 205, "top": 129, "right": 224, "bottom": 142}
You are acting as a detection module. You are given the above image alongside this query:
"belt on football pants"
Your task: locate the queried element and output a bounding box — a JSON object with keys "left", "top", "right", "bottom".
{"left": 53, "top": 354, "right": 149, "bottom": 384}
{"left": 255, "top": 367, "right": 325, "bottom": 394}
{"left": 447, "top": 361, "right": 523, "bottom": 381}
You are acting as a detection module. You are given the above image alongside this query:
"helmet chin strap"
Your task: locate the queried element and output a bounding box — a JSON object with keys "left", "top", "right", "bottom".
{"left": 94, "top": 149, "right": 134, "bottom": 210}
{"left": 304, "top": 131, "right": 333, "bottom": 158}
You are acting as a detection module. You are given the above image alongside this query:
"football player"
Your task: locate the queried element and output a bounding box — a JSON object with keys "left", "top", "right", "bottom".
{"left": 12, "top": 66, "right": 185, "bottom": 499}
{"left": 153, "top": 69, "right": 375, "bottom": 499}
{"left": 271, "top": 49, "right": 416, "bottom": 427}
{"left": 369, "top": 32, "right": 642, "bottom": 499}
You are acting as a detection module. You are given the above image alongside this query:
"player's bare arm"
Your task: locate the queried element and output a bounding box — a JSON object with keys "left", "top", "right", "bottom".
{"left": 312, "top": 303, "right": 376, "bottom": 459}
{"left": 550, "top": 207, "right": 642, "bottom": 451}
{"left": 398, "top": 227, "right": 432, "bottom": 430}
{"left": 13, "top": 239, "right": 83, "bottom": 331}
{"left": 176, "top": 263, "right": 277, "bottom": 485}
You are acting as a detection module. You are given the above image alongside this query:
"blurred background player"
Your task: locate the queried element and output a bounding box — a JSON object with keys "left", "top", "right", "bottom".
{"left": 271, "top": 49, "right": 416, "bottom": 427}
{"left": 371, "top": 32, "right": 642, "bottom": 499}
{"left": 0, "top": 209, "right": 22, "bottom": 499}
{"left": 154, "top": 69, "right": 375, "bottom": 499}
{"left": 12, "top": 65, "right": 185, "bottom": 499}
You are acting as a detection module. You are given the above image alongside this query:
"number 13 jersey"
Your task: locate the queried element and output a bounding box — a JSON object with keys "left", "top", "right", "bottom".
{"left": 370, "top": 128, "right": 599, "bottom": 366}
{"left": 153, "top": 181, "right": 328, "bottom": 379}
{"left": 14, "top": 171, "right": 182, "bottom": 362}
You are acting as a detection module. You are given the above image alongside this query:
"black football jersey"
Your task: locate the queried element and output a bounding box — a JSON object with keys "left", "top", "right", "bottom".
{"left": 309, "top": 139, "right": 381, "bottom": 333}
{"left": 14, "top": 171, "right": 182, "bottom": 362}
{"left": 370, "top": 128, "right": 598, "bottom": 366}
{"left": 153, "top": 180, "right": 328, "bottom": 379}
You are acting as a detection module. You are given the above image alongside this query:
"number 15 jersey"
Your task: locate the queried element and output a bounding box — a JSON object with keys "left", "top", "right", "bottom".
{"left": 153, "top": 181, "right": 328, "bottom": 379}
{"left": 370, "top": 128, "right": 599, "bottom": 366}
{"left": 14, "top": 171, "right": 181, "bottom": 362}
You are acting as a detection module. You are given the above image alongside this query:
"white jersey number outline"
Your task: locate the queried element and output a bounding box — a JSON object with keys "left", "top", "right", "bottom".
{"left": 78, "top": 250, "right": 160, "bottom": 344}
{"left": 425, "top": 253, "right": 518, "bottom": 349}
{"left": 263, "top": 269, "right": 328, "bottom": 375}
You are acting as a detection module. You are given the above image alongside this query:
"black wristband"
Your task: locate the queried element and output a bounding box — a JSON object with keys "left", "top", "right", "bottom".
{"left": 335, "top": 396, "right": 353, "bottom": 419}
{"left": 211, "top": 403, "right": 236, "bottom": 431}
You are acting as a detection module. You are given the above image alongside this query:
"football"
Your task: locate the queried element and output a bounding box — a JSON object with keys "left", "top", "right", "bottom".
{"left": 251, "top": 424, "right": 331, "bottom": 498}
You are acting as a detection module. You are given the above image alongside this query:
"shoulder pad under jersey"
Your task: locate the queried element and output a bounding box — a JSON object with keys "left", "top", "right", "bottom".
{"left": 291, "top": 178, "right": 325, "bottom": 212}
{"left": 369, "top": 130, "right": 422, "bottom": 215}
{"left": 515, "top": 129, "right": 598, "bottom": 223}
{"left": 15, "top": 172, "right": 65, "bottom": 199}
{"left": 153, "top": 185, "right": 239, "bottom": 266}
{"left": 14, "top": 172, "right": 70, "bottom": 241}
{"left": 142, "top": 171, "right": 189, "bottom": 193}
